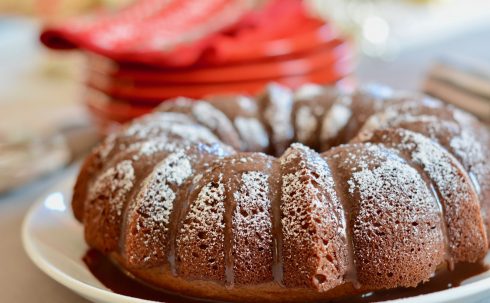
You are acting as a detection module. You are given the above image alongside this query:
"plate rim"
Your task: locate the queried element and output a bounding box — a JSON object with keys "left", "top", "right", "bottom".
{"left": 21, "top": 180, "right": 490, "bottom": 303}
{"left": 21, "top": 188, "right": 156, "bottom": 303}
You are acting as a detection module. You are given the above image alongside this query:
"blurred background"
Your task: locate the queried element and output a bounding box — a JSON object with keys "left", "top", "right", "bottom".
{"left": 1, "top": 0, "right": 489, "bottom": 192}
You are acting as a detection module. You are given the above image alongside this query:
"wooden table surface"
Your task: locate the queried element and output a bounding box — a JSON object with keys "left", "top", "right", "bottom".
{"left": 0, "top": 18, "right": 489, "bottom": 303}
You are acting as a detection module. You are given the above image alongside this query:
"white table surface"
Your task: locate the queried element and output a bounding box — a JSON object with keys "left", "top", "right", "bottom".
{"left": 0, "top": 19, "right": 489, "bottom": 303}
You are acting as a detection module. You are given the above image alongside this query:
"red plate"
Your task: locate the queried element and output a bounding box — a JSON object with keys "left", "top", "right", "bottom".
{"left": 87, "top": 39, "right": 350, "bottom": 85}
{"left": 86, "top": 44, "right": 353, "bottom": 103}
{"left": 86, "top": 59, "right": 352, "bottom": 103}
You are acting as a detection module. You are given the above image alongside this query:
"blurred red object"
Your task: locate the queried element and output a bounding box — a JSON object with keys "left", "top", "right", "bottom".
{"left": 41, "top": 0, "right": 330, "bottom": 66}
{"left": 87, "top": 39, "right": 350, "bottom": 85}
{"left": 41, "top": 0, "right": 354, "bottom": 132}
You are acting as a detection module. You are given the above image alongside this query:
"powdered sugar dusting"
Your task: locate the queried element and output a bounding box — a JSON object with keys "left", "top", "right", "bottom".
{"left": 162, "top": 151, "right": 193, "bottom": 184}
{"left": 90, "top": 160, "right": 135, "bottom": 218}
{"left": 193, "top": 101, "right": 234, "bottom": 132}
{"left": 234, "top": 117, "right": 269, "bottom": 151}
{"left": 125, "top": 151, "right": 194, "bottom": 264}
{"left": 451, "top": 130, "right": 484, "bottom": 169}
{"left": 233, "top": 172, "right": 270, "bottom": 232}
{"left": 263, "top": 84, "right": 294, "bottom": 152}
{"left": 238, "top": 96, "right": 257, "bottom": 112}
{"left": 450, "top": 129, "right": 486, "bottom": 195}
{"left": 127, "top": 136, "right": 232, "bottom": 161}
{"left": 124, "top": 137, "right": 182, "bottom": 161}
{"left": 450, "top": 109, "right": 487, "bottom": 190}
{"left": 345, "top": 145, "right": 444, "bottom": 287}
{"left": 321, "top": 98, "right": 352, "bottom": 142}
{"left": 121, "top": 112, "right": 221, "bottom": 146}
{"left": 138, "top": 138, "right": 180, "bottom": 156}
{"left": 131, "top": 150, "right": 193, "bottom": 227}
{"left": 232, "top": 171, "right": 273, "bottom": 283}
{"left": 97, "top": 133, "right": 117, "bottom": 161}
{"left": 361, "top": 108, "right": 440, "bottom": 134}
{"left": 124, "top": 112, "right": 194, "bottom": 138}
{"left": 452, "top": 108, "right": 477, "bottom": 127}
{"left": 358, "top": 96, "right": 444, "bottom": 137}
{"left": 295, "top": 106, "right": 318, "bottom": 143}
{"left": 391, "top": 130, "right": 485, "bottom": 261}
{"left": 172, "top": 96, "right": 193, "bottom": 107}
{"left": 294, "top": 83, "right": 324, "bottom": 100}
{"left": 348, "top": 152, "right": 425, "bottom": 207}
{"left": 177, "top": 175, "right": 226, "bottom": 279}
{"left": 404, "top": 131, "right": 471, "bottom": 207}
{"left": 167, "top": 123, "right": 220, "bottom": 144}
{"left": 344, "top": 144, "right": 441, "bottom": 231}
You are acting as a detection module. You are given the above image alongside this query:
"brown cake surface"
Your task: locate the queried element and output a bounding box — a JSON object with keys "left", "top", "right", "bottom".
{"left": 73, "top": 83, "right": 490, "bottom": 302}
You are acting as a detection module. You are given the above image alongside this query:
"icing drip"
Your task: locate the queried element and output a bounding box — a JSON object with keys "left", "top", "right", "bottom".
{"left": 269, "top": 163, "right": 284, "bottom": 285}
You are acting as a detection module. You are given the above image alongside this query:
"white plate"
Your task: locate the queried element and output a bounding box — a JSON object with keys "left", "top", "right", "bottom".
{"left": 22, "top": 175, "right": 490, "bottom": 303}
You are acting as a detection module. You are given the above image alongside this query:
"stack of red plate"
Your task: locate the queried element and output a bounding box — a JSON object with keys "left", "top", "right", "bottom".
{"left": 41, "top": 0, "right": 353, "bottom": 130}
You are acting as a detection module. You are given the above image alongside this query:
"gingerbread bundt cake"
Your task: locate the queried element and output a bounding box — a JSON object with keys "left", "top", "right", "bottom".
{"left": 73, "top": 83, "right": 490, "bottom": 302}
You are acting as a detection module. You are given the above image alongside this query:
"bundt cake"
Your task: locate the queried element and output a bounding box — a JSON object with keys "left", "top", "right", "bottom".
{"left": 73, "top": 83, "right": 490, "bottom": 302}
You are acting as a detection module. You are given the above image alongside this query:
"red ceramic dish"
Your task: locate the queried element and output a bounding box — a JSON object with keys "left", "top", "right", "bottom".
{"left": 86, "top": 61, "right": 352, "bottom": 102}
{"left": 87, "top": 39, "right": 350, "bottom": 85}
